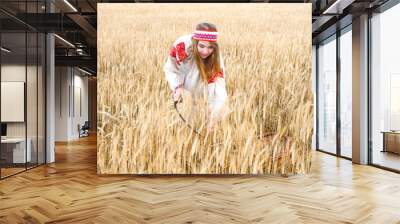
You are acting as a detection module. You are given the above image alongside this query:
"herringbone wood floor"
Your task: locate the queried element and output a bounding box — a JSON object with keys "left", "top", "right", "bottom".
{"left": 0, "top": 134, "right": 399, "bottom": 223}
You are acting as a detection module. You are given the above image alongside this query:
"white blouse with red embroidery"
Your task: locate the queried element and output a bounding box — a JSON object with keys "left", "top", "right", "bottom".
{"left": 163, "top": 34, "right": 228, "bottom": 121}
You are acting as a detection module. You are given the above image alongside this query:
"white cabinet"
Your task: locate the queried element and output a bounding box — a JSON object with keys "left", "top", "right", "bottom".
{"left": 1, "top": 138, "right": 32, "bottom": 163}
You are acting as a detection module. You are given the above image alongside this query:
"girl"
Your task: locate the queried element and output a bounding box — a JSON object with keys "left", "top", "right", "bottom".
{"left": 163, "top": 22, "right": 228, "bottom": 132}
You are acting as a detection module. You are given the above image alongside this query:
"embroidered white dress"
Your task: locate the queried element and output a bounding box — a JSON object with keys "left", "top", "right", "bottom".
{"left": 163, "top": 34, "right": 228, "bottom": 121}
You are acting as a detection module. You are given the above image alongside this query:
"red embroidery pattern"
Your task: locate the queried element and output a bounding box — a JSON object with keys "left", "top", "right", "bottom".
{"left": 169, "top": 42, "right": 187, "bottom": 66}
{"left": 169, "top": 47, "right": 176, "bottom": 58}
{"left": 176, "top": 42, "right": 187, "bottom": 62}
{"left": 208, "top": 70, "right": 224, "bottom": 84}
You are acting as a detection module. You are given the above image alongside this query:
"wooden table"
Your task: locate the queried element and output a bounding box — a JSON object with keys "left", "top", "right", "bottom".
{"left": 381, "top": 131, "right": 400, "bottom": 154}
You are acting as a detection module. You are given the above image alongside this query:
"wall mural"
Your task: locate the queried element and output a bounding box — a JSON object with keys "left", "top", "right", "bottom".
{"left": 97, "top": 3, "right": 313, "bottom": 175}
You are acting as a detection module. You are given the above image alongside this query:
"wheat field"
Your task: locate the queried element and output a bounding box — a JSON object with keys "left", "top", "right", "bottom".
{"left": 97, "top": 3, "right": 313, "bottom": 175}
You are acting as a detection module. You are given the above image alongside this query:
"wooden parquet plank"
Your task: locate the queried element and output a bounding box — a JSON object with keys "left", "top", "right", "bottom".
{"left": 0, "top": 134, "right": 399, "bottom": 223}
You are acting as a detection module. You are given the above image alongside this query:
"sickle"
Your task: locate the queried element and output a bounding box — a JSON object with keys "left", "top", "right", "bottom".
{"left": 173, "top": 98, "right": 274, "bottom": 147}
{"left": 174, "top": 99, "right": 205, "bottom": 138}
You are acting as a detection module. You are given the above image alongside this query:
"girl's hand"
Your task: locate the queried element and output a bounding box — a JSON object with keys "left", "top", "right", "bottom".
{"left": 173, "top": 86, "right": 184, "bottom": 102}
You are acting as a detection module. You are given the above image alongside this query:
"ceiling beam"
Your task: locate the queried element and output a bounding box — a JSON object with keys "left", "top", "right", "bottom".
{"left": 55, "top": 55, "right": 96, "bottom": 70}
{"left": 67, "top": 13, "right": 97, "bottom": 40}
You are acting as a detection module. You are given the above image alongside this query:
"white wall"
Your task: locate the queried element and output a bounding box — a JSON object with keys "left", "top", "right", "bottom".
{"left": 71, "top": 72, "right": 89, "bottom": 139}
{"left": 55, "top": 66, "right": 69, "bottom": 141}
{"left": 55, "top": 67, "right": 89, "bottom": 141}
{"left": 1, "top": 65, "right": 33, "bottom": 138}
{"left": 1, "top": 65, "right": 26, "bottom": 141}
{"left": 1, "top": 64, "right": 26, "bottom": 81}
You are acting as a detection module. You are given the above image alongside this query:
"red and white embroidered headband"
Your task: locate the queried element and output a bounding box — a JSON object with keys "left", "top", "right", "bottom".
{"left": 193, "top": 30, "right": 218, "bottom": 42}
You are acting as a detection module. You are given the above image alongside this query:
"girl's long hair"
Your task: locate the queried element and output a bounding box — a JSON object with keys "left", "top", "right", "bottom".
{"left": 192, "top": 23, "right": 222, "bottom": 83}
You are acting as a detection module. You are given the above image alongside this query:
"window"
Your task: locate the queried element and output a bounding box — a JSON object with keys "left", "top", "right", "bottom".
{"left": 339, "top": 26, "right": 352, "bottom": 158}
{"left": 317, "top": 35, "right": 337, "bottom": 154}
{"left": 370, "top": 3, "right": 400, "bottom": 171}
{"left": 0, "top": 2, "right": 46, "bottom": 179}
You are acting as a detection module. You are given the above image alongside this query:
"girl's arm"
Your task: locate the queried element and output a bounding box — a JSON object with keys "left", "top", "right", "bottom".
{"left": 163, "top": 48, "right": 183, "bottom": 92}
{"left": 163, "top": 37, "right": 190, "bottom": 92}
